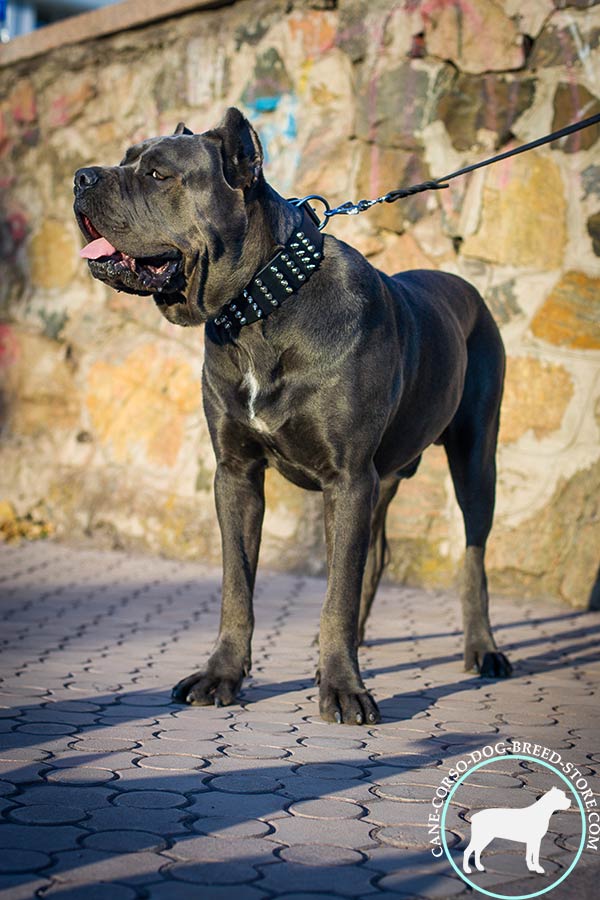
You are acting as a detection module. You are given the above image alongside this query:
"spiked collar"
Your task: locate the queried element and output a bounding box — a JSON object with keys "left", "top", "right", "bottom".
{"left": 211, "top": 201, "right": 324, "bottom": 336}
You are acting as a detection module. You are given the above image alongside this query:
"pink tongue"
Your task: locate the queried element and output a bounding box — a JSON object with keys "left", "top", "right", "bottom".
{"left": 80, "top": 237, "right": 117, "bottom": 260}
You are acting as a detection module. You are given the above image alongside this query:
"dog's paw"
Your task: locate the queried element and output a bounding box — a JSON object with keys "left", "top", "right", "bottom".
{"left": 318, "top": 680, "right": 380, "bottom": 725}
{"left": 172, "top": 669, "right": 243, "bottom": 707}
{"left": 465, "top": 647, "right": 512, "bottom": 679}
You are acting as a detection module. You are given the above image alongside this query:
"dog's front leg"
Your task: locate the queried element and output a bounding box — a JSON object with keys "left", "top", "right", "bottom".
{"left": 172, "top": 459, "right": 265, "bottom": 707}
{"left": 317, "top": 469, "right": 381, "bottom": 725}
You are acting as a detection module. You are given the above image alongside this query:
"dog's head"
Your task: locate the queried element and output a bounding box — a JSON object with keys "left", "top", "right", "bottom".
{"left": 548, "top": 786, "right": 572, "bottom": 811}
{"left": 73, "top": 108, "right": 266, "bottom": 326}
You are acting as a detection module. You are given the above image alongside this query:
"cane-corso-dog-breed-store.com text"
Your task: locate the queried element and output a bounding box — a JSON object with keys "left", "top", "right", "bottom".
{"left": 73, "top": 108, "right": 512, "bottom": 725}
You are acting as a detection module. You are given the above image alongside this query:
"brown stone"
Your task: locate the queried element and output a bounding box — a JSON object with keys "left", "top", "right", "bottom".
{"left": 435, "top": 72, "right": 535, "bottom": 151}
{"left": 499, "top": 356, "right": 574, "bottom": 445}
{"left": 85, "top": 345, "right": 201, "bottom": 468}
{"left": 354, "top": 145, "right": 430, "bottom": 234}
{"left": 9, "top": 79, "right": 37, "bottom": 124}
{"left": 530, "top": 18, "right": 600, "bottom": 69}
{"left": 587, "top": 211, "right": 600, "bottom": 256}
{"left": 552, "top": 83, "right": 600, "bottom": 153}
{"left": 530, "top": 271, "right": 600, "bottom": 350}
{"left": 29, "top": 219, "right": 78, "bottom": 290}
{"left": 424, "top": 0, "right": 524, "bottom": 74}
{"left": 3, "top": 330, "right": 80, "bottom": 436}
{"left": 488, "top": 459, "right": 600, "bottom": 607}
{"left": 355, "top": 62, "right": 431, "bottom": 150}
{"left": 462, "top": 152, "right": 567, "bottom": 269}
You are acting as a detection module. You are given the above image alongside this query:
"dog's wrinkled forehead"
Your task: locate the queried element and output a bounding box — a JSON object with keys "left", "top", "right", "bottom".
{"left": 118, "top": 133, "right": 218, "bottom": 175}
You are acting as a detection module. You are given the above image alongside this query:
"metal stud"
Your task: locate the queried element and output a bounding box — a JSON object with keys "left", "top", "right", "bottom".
{"left": 297, "top": 231, "right": 304, "bottom": 239}
{"left": 291, "top": 242, "right": 299, "bottom": 249}
{"left": 270, "top": 299, "right": 279, "bottom": 306}
{"left": 256, "top": 278, "right": 262, "bottom": 286}
{"left": 302, "top": 238, "right": 309, "bottom": 246}
{"left": 257, "top": 310, "right": 262, "bottom": 317}
{"left": 314, "top": 252, "right": 321, "bottom": 260}
{"left": 298, "top": 274, "right": 305, "bottom": 281}
{"left": 286, "top": 287, "right": 293, "bottom": 294}
{"left": 276, "top": 273, "right": 283, "bottom": 280}
{"left": 266, "top": 292, "right": 273, "bottom": 300}
{"left": 281, "top": 254, "right": 289, "bottom": 261}
{"left": 235, "top": 310, "right": 242, "bottom": 318}
{"left": 240, "top": 317, "right": 247, "bottom": 324}
{"left": 308, "top": 244, "right": 315, "bottom": 252}
{"left": 270, "top": 266, "right": 278, "bottom": 273}
{"left": 292, "top": 267, "right": 299, "bottom": 274}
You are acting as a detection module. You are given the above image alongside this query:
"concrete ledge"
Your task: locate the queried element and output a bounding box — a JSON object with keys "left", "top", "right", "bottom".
{"left": 0, "top": 0, "right": 235, "bottom": 68}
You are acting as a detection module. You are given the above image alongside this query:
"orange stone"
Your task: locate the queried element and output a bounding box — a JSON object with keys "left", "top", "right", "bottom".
{"left": 499, "top": 356, "right": 574, "bottom": 445}
{"left": 530, "top": 271, "right": 600, "bottom": 350}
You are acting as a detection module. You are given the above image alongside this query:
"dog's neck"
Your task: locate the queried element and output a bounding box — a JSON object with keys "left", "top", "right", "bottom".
{"left": 207, "top": 185, "right": 324, "bottom": 341}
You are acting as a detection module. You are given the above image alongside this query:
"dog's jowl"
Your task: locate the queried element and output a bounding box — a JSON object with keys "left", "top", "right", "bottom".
{"left": 74, "top": 108, "right": 512, "bottom": 725}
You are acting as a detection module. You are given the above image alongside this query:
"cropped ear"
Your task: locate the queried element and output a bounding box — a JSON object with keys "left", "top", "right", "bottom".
{"left": 212, "top": 107, "right": 264, "bottom": 190}
{"left": 174, "top": 122, "right": 194, "bottom": 136}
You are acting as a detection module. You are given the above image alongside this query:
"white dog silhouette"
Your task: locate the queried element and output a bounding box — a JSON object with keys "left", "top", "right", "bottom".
{"left": 463, "top": 786, "right": 571, "bottom": 875}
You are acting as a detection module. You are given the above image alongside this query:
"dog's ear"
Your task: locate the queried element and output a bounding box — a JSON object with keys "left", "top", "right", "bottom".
{"left": 174, "top": 122, "right": 194, "bottom": 136}
{"left": 213, "top": 107, "right": 264, "bottom": 191}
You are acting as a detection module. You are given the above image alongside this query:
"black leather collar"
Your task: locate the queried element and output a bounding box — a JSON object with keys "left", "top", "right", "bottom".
{"left": 212, "top": 203, "right": 324, "bottom": 336}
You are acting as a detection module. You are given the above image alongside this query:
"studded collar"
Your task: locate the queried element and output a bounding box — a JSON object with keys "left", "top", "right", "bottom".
{"left": 211, "top": 203, "right": 324, "bottom": 337}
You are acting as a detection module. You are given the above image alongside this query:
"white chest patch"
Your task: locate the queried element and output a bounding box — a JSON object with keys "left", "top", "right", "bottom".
{"left": 243, "top": 369, "right": 269, "bottom": 433}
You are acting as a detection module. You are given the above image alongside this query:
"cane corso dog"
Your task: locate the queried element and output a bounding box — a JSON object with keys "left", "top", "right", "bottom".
{"left": 74, "top": 108, "right": 512, "bottom": 725}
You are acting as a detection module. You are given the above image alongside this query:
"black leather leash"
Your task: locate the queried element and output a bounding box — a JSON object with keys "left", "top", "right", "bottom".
{"left": 308, "top": 111, "right": 600, "bottom": 223}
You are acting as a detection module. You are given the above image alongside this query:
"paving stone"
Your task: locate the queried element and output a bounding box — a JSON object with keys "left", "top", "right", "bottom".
{"left": 269, "top": 815, "right": 376, "bottom": 849}
{"left": 278, "top": 844, "right": 364, "bottom": 865}
{"left": 146, "top": 883, "right": 268, "bottom": 899}
{"left": 377, "top": 870, "right": 468, "bottom": 896}
{"left": 46, "top": 767, "right": 117, "bottom": 785}
{"left": 208, "top": 773, "right": 285, "bottom": 793}
{"left": 82, "top": 829, "right": 168, "bottom": 853}
{"left": 0, "top": 761, "right": 49, "bottom": 782}
{"left": 289, "top": 798, "right": 364, "bottom": 819}
{"left": 84, "top": 805, "right": 188, "bottom": 834}
{"left": 46, "top": 848, "right": 168, "bottom": 884}
{"left": 0, "top": 848, "right": 51, "bottom": 872}
{"left": 8, "top": 803, "right": 89, "bottom": 824}
{"left": 42, "top": 884, "right": 138, "bottom": 899}
{"left": 168, "top": 859, "right": 262, "bottom": 885}
{"left": 257, "top": 859, "right": 376, "bottom": 896}
{"left": 187, "top": 790, "right": 288, "bottom": 820}
{"left": 137, "top": 754, "right": 209, "bottom": 771}
{"left": 0, "top": 824, "right": 86, "bottom": 852}
{"left": 112, "top": 789, "right": 188, "bottom": 808}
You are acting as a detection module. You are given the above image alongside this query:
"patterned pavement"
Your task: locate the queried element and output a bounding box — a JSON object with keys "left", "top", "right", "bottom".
{"left": 0, "top": 540, "right": 599, "bottom": 899}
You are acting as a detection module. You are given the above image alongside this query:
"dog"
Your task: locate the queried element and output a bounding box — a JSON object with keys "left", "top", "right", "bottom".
{"left": 463, "top": 786, "right": 572, "bottom": 874}
{"left": 73, "top": 107, "right": 512, "bottom": 725}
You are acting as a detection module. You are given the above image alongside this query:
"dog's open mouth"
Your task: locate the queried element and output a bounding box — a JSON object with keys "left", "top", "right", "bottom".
{"left": 78, "top": 214, "right": 182, "bottom": 293}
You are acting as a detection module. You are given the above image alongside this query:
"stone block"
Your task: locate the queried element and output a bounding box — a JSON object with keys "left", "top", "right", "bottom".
{"left": 530, "top": 270, "right": 600, "bottom": 349}
{"left": 462, "top": 152, "right": 567, "bottom": 269}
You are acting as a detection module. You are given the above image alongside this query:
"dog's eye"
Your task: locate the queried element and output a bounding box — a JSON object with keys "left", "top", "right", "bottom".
{"left": 150, "top": 169, "right": 168, "bottom": 181}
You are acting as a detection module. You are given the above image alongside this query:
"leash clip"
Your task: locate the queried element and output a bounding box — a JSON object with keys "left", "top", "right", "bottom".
{"left": 289, "top": 194, "right": 331, "bottom": 231}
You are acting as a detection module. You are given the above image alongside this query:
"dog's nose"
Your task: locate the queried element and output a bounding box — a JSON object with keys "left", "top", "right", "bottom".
{"left": 74, "top": 167, "right": 101, "bottom": 193}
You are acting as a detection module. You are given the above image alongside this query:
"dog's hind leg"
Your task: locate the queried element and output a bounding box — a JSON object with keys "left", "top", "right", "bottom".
{"left": 357, "top": 473, "right": 401, "bottom": 643}
{"left": 442, "top": 306, "right": 512, "bottom": 678}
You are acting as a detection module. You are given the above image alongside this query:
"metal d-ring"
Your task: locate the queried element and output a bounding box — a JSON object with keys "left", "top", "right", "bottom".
{"left": 290, "top": 194, "right": 331, "bottom": 230}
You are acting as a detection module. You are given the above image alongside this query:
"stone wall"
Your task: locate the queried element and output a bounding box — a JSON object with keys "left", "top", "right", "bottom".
{"left": 0, "top": 0, "right": 599, "bottom": 607}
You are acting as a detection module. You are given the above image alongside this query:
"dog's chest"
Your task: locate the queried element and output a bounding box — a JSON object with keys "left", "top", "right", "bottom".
{"left": 242, "top": 368, "right": 270, "bottom": 433}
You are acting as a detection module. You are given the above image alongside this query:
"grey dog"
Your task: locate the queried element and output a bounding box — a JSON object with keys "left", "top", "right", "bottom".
{"left": 73, "top": 108, "right": 512, "bottom": 725}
